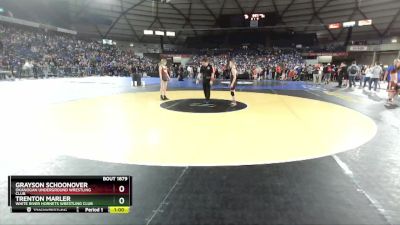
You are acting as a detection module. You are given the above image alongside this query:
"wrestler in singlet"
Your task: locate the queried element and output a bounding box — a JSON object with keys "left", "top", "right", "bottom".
{"left": 228, "top": 60, "right": 238, "bottom": 106}
{"left": 161, "top": 66, "right": 169, "bottom": 81}
{"left": 229, "top": 67, "right": 237, "bottom": 91}
{"left": 159, "top": 59, "right": 170, "bottom": 101}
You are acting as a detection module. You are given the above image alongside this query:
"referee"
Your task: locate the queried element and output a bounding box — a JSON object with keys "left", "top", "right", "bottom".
{"left": 199, "top": 57, "right": 215, "bottom": 104}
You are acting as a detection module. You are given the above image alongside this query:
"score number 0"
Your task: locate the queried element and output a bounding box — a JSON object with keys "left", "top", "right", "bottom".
{"left": 118, "top": 185, "right": 126, "bottom": 205}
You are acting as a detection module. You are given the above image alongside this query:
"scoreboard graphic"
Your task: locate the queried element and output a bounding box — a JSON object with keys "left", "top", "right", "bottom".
{"left": 8, "top": 176, "right": 132, "bottom": 213}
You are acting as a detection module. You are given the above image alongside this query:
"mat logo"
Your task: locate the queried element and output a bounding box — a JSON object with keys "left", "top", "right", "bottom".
{"left": 189, "top": 103, "right": 216, "bottom": 108}
{"left": 161, "top": 98, "right": 247, "bottom": 113}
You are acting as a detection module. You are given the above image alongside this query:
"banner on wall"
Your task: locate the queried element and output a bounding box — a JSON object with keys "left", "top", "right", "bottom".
{"left": 302, "top": 52, "right": 348, "bottom": 57}
{"left": 160, "top": 54, "right": 191, "bottom": 58}
{"left": 348, "top": 46, "right": 368, "bottom": 51}
{"left": 305, "top": 59, "right": 318, "bottom": 65}
{"left": 173, "top": 56, "right": 182, "bottom": 63}
{"left": 317, "top": 56, "right": 333, "bottom": 63}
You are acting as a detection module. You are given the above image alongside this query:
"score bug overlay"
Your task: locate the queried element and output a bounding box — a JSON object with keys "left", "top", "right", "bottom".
{"left": 8, "top": 176, "right": 132, "bottom": 213}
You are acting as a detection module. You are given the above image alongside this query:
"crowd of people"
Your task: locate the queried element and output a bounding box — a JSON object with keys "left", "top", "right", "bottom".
{"left": 0, "top": 23, "right": 157, "bottom": 79}
{"left": 186, "top": 54, "right": 395, "bottom": 99}
{"left": 1, "top": 22, "right": 398, "bottom": 104}
{"left": 307, "top": 62, "right": 384, "bottom": 90}
{"left": 187, "top": 48, "right": 304, "bottom": 80}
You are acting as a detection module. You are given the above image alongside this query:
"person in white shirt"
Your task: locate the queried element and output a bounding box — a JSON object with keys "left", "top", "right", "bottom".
{"left": 23, "top": 60, "right": 33, "bottom": 77}
{"left": 362, "top": 65, "right": 372, "bottom": 88}
{"left": 359, "top": 65, "right": 367, "bottom": 88}
{"left": 187, "top": 66, "right": 193, "bottom": 78}
{"left": 43, "top": 62, "right": 49, "bottom": 79}
{"left": 314, "top": 65, "right": 323, "bottom": 85}
{"left": 369, "top": 63, "right": 383, "bottom": 91}
{"left": 307, "top": 65, "right": 313, "bottom": 81}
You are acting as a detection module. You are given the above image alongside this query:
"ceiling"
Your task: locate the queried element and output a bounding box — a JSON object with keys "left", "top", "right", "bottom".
{"left": 67, "top": 0, "right": 400, "bottom": 43}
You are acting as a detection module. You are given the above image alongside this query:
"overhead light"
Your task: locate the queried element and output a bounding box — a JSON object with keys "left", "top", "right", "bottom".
{"left": 155, "top": 31, "right": 165, "bottom": 36}
{"left": 329, "top": 23, "right": 341, "bottom": 29}
{"left": 166, "top": 31, "right": 175, "bottom": 37}
{"left": 130, "top": 43, "right": 134, "bottom": 47}
{"left": 392, "top": 39, "right": 397, "bottom": 43}
{"left": 343, "top": 21, "right": 356, "bottom": 28}
{"left": 358, "top": 19, "right": 372, "bottom": 26}
{"left": 144, "top": 30, "right": 153, "bottom": 35}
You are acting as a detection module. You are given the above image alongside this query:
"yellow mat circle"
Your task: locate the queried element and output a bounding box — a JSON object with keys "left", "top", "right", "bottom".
{"left": 0, "top": 91, "right": 377, "bottom": 166}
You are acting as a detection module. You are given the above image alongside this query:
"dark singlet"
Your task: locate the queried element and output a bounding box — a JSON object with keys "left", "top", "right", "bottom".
{"left": 161, "top": 66, "right": 168, "bottom": 81}
{"left": 229, "top": 68, "right": 237, "bottom": 90}
{"left": 388, "top": 81, "right": 398, "bottom": 92}
{"left": 388, "top": 71, "right": 399, "bottom": 92}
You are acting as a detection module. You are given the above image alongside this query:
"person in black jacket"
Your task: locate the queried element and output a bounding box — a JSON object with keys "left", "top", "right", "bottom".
{"left": 336, "top": 62, "right": 347, "bottom": 88}
{"left": 178, "top": 65, "right": 184, "bottom": 81}
{"left": 199, "top": 58, "right": 215, "bottom": 104}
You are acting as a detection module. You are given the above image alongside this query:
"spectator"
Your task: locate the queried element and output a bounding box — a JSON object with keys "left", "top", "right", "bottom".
{"left": 363, "top": 65, "right": 372, "bottom": 88}
{"left": 336, "top": 62, "right": 347, "bottom": 88}
{"left": 0, "top": 23, "right": 157, "bottom": 78}
{"left": 313, "top": 65, "right": 322, "bottom": 85}
{"left": 369, "top": 63, "right": 382, "bottom": 92}
{"left": 347, "top": 61, "right": 360, "bottom": 88}
{"left": 323, "top": 63, "right": 332, "bottom": 85}
{"left": 359, "top": 65, "right": 367, "bottom": 88}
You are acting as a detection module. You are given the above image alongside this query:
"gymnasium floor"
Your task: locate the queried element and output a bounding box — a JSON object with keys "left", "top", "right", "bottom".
{"left": 0, "top": 76, "right": 399, "bottom": 225}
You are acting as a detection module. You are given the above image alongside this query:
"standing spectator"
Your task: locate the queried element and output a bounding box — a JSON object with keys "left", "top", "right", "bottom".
{"left": 23, "top": 60, "right": 33, "bottom": 77}
{"left": 347, "top": 61, "right": 360, "bottom": 88}
{"left": 318, "top": 65, "right": 323, "bottom": 84}
{"left": 276, "top": 65, "right": 282, "bottom": 80}
{"left": 252, "top": 66, "right": 258, "bottom": 80}
{"left": 271, "top": 65, "right": 276, "bottom": 80}
{"left": 369, "top": 63, "right": 382, "bottom": 92}
{"left": 363, "top": 65, "right": 372, "bottom": 88}
{"left": 16, "top": 61, "right": 22, "bottom": 79}
{"left": 288, "top": 69, "right": 296, "bottom": 81}
{"left": 178, "top": 65, "right": 184, "bottom": 81}
{"left": 267, "top": 66, "right": 272, "bottom": 80}
{"left": 332, "top": 65, "right": 338, "bottom": 81}
{"left": 187, "top": 65, "right": 193, "bottom": 79}
{"left": 359, "top": 65, "right": 366, "bottom": 88}
{"left": 193, "top": 66, "right": 198, "bottom": 79}
{"left": 323, "top": 63, "right": 332, "bottom": 85}
{"left": 43, "top": 61, "right": 49, "bottom": 79}
{"left": 130, "top": 64, "right": 137, "bottom": 86}
{"left": 32, "top": 61, "right": 39, "bottom": 78}
{"left": 313, "top": 65, "right": 319, "bottom": 84}
{"left": 313, "top": 65, "right": 322, "bottom": 85}
{"left": 307, "top": 64, "right": 313, "bottom": 81}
